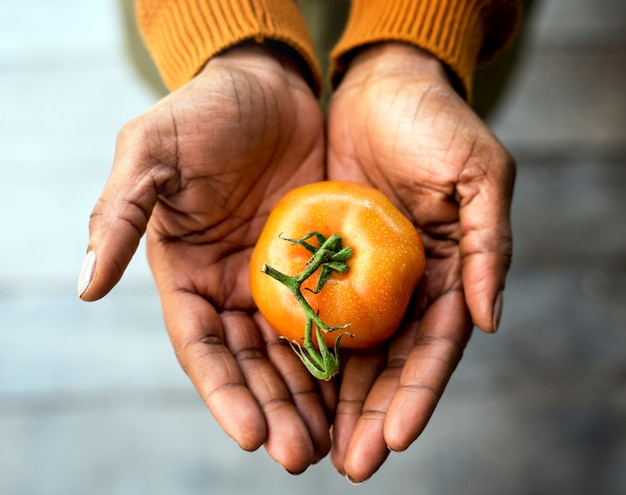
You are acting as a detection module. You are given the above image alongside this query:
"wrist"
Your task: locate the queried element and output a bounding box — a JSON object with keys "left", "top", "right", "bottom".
{"left": 205, "top": 41, "right": 315, "bottom": 94}
{"left": 338, "top": 42, "right": 452, "bottom": 90}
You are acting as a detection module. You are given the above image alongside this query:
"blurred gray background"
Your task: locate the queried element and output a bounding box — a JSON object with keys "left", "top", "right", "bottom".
{"left": 1, "top": 1, "right": 625, "bottom": 494}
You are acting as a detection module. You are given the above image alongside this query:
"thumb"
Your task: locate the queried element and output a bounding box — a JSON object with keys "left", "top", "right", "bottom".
{"left": 78, "top": 121, "right": 177, "bottom": 301}
{"left": 457, "top": 147, "right": 515, "bottom": 333}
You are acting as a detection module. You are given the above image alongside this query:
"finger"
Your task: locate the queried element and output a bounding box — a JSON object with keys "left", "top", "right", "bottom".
{"left": 163, "top": 289, "right": 267, "bottom": 452}
{"left": 457, "top": 145, "right": 515, "bottom": 332}
{"left": 339, "top": 325, "right": 418, "bottom": 483}
{"left": 318, "top": 377, "right": 338, "bottom": 424}
{"left": 221, "top": 312, "right": 318, "bottom": 474}
{"left": 78, "top": 119, "right": 177, "bottom": 301}
{"left": 330, "top": 349, "right": 386, "bottom": 478}
{"left": 255, "top": 313, "right": 332, "bottom": 464}
{"left": 384, "top": 289, "right": 471, "bottom": 451}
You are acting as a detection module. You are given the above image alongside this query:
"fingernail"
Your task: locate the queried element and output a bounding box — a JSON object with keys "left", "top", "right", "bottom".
{"left": 286, "top": 468, "right": 307, "bottom": 476}
{"left": 346, "top": 474, "right": 368, "bottom": 486}
{"left": 78, "top": 251, "right": 96, "bottom": 298}
{"left": 492, "top": 290, "right": 504, "bottom": 332}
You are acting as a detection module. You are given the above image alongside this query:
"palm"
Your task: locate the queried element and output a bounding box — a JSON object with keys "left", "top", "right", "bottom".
{"left": 328, "top": 74, "right": 488, "bottom": 307}
{"left": 326, "top": 45, "right": 515, "bottom": 481}
{"left": 146, "top": 49, "right": 324, "bottom": 315}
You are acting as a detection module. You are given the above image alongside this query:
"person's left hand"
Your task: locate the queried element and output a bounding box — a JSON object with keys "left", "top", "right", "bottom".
{"left": 325, "top": 43, "right": 515, "bottom": 482}
{"left": 79, "top": 44, "right": 333, "bottom": 474}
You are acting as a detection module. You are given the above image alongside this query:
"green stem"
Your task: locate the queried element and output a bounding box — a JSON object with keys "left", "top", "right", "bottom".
{"left": 261, "top": 264, "right": 331, "bottom": 333}
{"left": 261, "top": 232, "right": 354, "bottom": 380}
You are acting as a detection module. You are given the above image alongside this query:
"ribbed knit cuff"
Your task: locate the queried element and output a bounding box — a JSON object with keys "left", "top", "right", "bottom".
{"left": 330, "top": 0, "right": 521, "bottom": 100}
{"left": 136, "top": 0, "right": 322, "bottom": 95}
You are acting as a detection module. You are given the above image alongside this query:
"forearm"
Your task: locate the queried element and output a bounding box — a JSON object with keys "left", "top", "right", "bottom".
{"left": 135, "top": 0, "right": 322, "bottom": 94}
{"left": 330, "top": 0, "right": 522, "bottom": 100}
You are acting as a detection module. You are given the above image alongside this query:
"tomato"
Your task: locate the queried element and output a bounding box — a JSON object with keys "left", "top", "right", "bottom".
{"left": 249, "top": 181, "right": 425, "bottom": 379}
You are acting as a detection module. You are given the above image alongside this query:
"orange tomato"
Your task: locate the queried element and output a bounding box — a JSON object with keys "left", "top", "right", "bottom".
{"left": 250, "top": 181, "right": 425, "bottom": 356}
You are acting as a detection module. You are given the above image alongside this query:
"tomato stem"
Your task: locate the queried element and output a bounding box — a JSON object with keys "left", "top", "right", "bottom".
{"left": 261, "top": 232, "right": 354, "bottom": 380}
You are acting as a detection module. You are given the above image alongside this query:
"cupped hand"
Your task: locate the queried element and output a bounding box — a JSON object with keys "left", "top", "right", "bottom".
{"left": 326, "top": 43, "right": 515, "bottom": 481}
{"left": 79, "top": 44, "right": 332, "bottom": 473}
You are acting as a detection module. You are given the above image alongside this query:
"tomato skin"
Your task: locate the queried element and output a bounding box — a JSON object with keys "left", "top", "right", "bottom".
{"left": 250, "top": 181, "right": 425, "bottom": 349}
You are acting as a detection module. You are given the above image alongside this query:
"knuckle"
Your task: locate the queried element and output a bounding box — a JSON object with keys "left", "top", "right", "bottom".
{"left": 116, "top": 115, "right": 147, "bottom": 150}
{"left": 116, "top": 110, "right": 179, "bottom": 171}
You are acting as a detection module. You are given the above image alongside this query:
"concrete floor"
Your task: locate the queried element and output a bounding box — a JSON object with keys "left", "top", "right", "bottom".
{"left": 1, "top": 1, "right": 625, "bottom": 494}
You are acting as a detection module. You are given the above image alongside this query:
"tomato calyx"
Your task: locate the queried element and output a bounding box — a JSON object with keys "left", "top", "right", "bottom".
{"left": 261, "top": 232, "right": 354, "bottom": 381}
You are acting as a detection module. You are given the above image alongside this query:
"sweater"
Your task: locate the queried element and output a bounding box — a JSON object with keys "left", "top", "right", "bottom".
{"left": 135, "top": 0, "right": 521, "bottom": 100}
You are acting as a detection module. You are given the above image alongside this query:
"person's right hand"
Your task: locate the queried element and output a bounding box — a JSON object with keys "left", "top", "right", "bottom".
{"left": 78, "top": 44, "right": 332, "bottom": 474}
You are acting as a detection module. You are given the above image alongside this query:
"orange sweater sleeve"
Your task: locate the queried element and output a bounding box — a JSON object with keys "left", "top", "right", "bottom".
{"left": 330, "top": 0, "right": 522, "bottom": 100}
{"left": 135, "top": 0, "right": 322, "bottom": 94}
